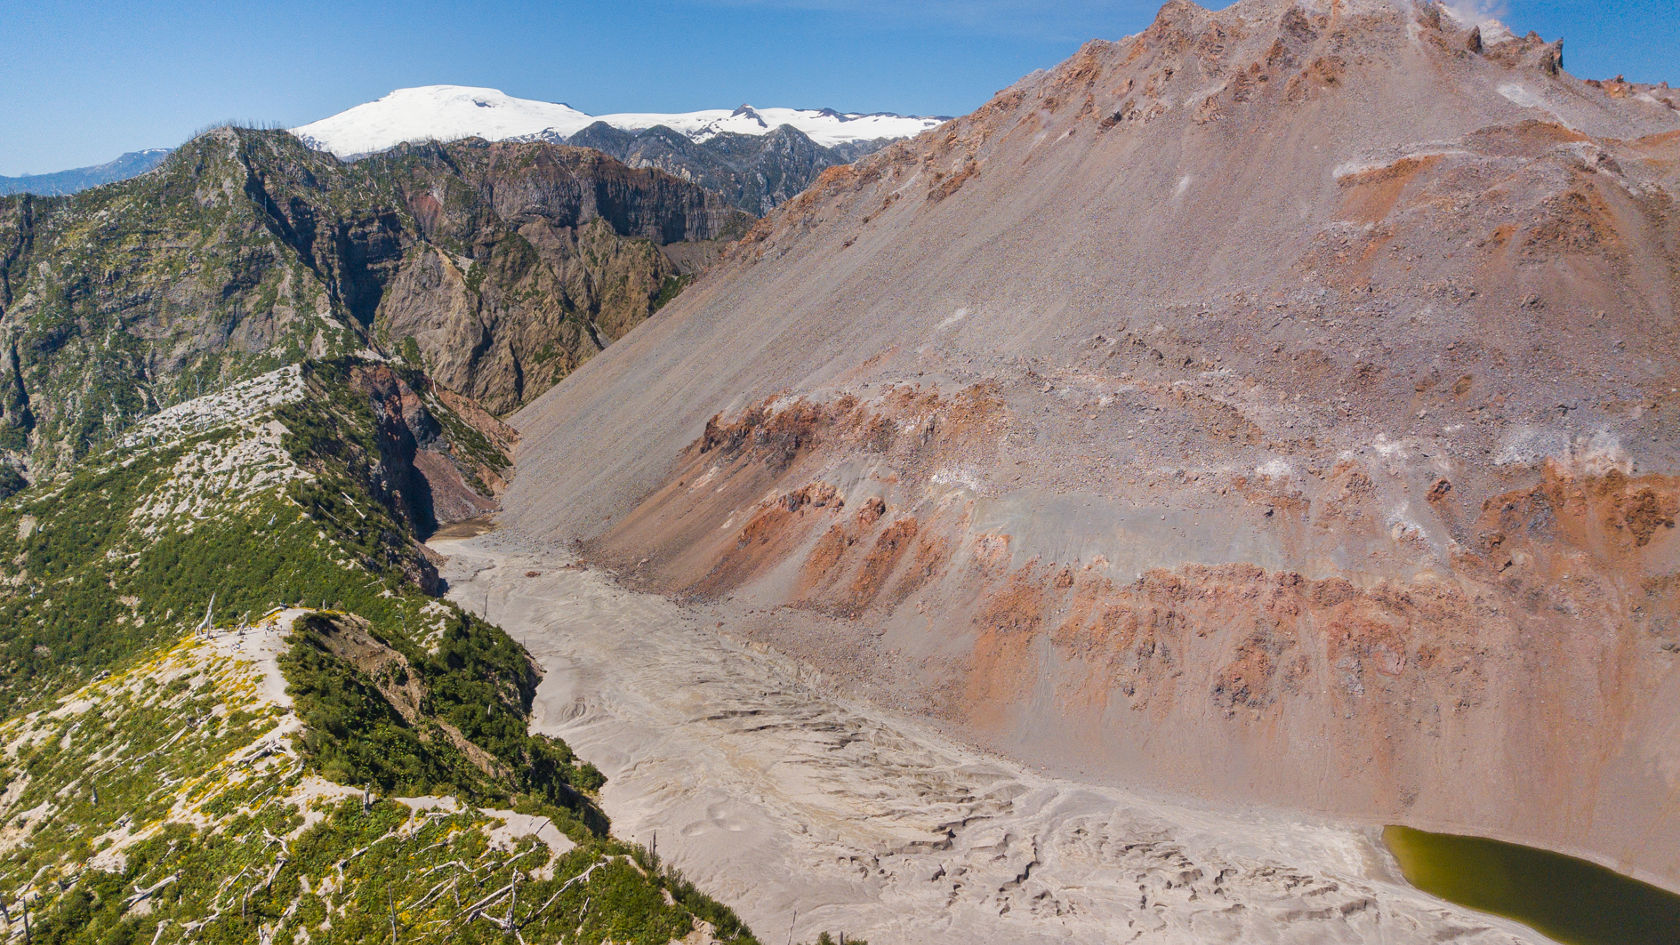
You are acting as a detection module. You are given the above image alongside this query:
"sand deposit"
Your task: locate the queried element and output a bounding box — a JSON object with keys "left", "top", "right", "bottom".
{"left": 436, "top": 532, "right": 1548, "bottom": 944}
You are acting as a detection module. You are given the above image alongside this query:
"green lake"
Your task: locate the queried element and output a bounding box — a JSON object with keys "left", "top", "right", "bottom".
{"left": 1384, "top": 825, "right": 1680, "bottom": 945}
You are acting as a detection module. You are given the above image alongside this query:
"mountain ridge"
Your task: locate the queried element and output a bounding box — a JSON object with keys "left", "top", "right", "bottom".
{"left": 0, "top": 148, "right": 172, "bottom": 196}
{"left": 291, "top": 84, "right": 947, "bottom": 158}
{"left": 0, "top": 86, "right": 946, "bottom": 207}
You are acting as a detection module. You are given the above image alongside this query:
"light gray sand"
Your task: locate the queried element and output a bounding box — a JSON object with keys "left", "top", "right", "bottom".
{"left": 435, "top": 533, "right": 1547, "bottom": 945}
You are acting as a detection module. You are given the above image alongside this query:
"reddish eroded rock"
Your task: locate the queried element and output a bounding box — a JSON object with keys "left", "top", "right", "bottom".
{"left": 701, "top": 399, "right": 829, "bottom": 471}
{"left": 1625, "top": 488, "right": 1680, "bottom": 546}
{"left": 838, "top": 517, "right": 922, "bottom": 614}
{"left": 925, "top": 161, "right": 980, "bottom": 203}
{"left": 1336, "top": 154, "right": 1444, "bottom": 224}
{"left": 695, "top": 386, "right": 1004, "bottom": 473}
{"left": 919, "top": 462, "right": 1680, "bottom": 760}
{"left": 1473, "top": 464, "right": 1680, "bottom": 567}
{"left": 688, "top": 481, "right": 847, "bottom": 598}
{"left": 991, "top": 466, "right": 1678, "bottom": 719}
{"left": 964, "top": 570, "right": 1051, "bottom": 728}
{"left": 855, "top": 496, "right": 888, "bottom": 526}
{"left": 782, "top": 481, "right": 843, "bottom": 512}
{"left": 1483, "top": 30, "right": 1566, "bottom": 76}
{"left": 796, "top": 521, "right": 861, "bottom": 603}
{"left": 970, "top": 559, "right": 1469, "bottom": 721}
{"left": 1426, "top": 478, "right": 1453, "bottom": 503}
{"left": 1522, "top": 184, "right": 1629, "bottom": 256}
{"left": 1284, "top": 55, "right": 1347, "bottom": 102}
{"left": 1462, "top": 119, "right": 1590, "bottom": 156}
{"left": 644, "top": 438, "right": 1680, "bottom": 844}
{"left": 592, "top": 383, "right": 1005, "bottom": 594}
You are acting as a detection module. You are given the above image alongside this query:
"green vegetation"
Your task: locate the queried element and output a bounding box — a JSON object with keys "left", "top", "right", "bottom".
{"left": 0, "top": 355, "right": 761, "bottom": 942}
{"left": 19, "top": 804, "right": 720, "bottom": 945}
{"left": 281, "top": 611, "right": 607, "bottom": 838}
{"left": 652, "top": 272, "right": 693, "bottom": 312}
{"left": 0, "top": 421, "right": 428, "bottom": 716}
{"left": 0, "top": 644, "right": 278, "bottom": 901}
{"left": 0, "top": 355, "right": 502, "bottom": 712}
{"left": 0, "top": 642, "right": 751, "bottom": 945}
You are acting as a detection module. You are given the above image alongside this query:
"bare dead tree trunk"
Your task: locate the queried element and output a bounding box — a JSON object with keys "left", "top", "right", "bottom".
{"left": 506, "top": 871, "right": 518, "bottom": 929}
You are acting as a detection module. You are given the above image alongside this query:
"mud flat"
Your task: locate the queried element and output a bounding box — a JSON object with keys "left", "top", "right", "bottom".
{"left": 434, "top": 532, "right": 1550, "bottom": 945}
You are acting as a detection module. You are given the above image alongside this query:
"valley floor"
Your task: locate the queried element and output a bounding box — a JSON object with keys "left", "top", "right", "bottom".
{"left": 433, "top": 532, "right": 1554, "bottom": 945}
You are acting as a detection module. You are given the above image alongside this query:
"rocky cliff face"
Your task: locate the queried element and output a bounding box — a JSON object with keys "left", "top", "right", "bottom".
{"left": 558, "top": 122, "right": 879, "bottom": 215}
{"left": 503, "top": 0, "right": 1680, "bottom": 886}
{"left": 0, "top": 128, "right": 751, "bottom": 479}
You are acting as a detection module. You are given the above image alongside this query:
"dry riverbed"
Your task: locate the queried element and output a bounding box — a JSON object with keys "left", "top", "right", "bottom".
{"left": 433, "top": 532, "right": 1549, "bottom": 945}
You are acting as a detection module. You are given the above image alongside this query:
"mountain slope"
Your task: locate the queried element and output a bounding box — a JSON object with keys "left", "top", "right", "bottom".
{"left": 502, "top": 0, "right": 1680, "bottom": 888}
{"left": 0, "top": 358, "right": 759, "bottom": 944}
{"left": 292, "top": 85, "right": 944, "bottom": 157}
{"left": 0, "top": 128, "right": 749, "bottom": 479}
{"left": 0, "top": 148, "right": 172, "bottom": 196}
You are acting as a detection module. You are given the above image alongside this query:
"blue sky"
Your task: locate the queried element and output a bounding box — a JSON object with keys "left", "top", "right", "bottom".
{"left": 0, "top": 0, "right": 1674, "bottom": 176}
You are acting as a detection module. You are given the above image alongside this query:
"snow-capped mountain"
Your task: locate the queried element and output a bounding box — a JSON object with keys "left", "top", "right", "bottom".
{"left": 292, "top": 85, "right": 946, "bottom": 158}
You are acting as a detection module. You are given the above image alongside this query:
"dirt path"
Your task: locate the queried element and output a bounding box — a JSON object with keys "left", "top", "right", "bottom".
{"left": 433, "top": 532, "right": 1547, "bottom": 945}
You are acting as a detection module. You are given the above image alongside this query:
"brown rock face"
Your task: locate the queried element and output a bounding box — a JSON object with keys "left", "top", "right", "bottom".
{"left": 504, "top": 0, "right": 1680, "bottom": 885}
{"left": 290, "top": 139, "right": 755, "bottom": 413}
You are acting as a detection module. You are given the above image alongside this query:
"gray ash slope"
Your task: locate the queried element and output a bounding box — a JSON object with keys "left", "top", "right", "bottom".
{"left": 504, "top": 0, "right": 1680, "bottom": 890}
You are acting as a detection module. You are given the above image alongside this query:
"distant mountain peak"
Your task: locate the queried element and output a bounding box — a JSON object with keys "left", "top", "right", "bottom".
{"left": 290, "top": 86, "right": 945, "bottom": 158}
{"left": 0, "top": 148, "right": 173, "bottom": 196}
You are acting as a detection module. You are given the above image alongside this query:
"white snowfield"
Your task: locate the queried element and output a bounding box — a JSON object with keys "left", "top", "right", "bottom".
{"left": 291, "top": 85, "right": 946, "bottom": 158}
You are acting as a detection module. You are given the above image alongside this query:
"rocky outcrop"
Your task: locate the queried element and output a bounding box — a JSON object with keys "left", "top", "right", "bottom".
{"left": 504, "top": 0, "right": 1680, "bottom": 887}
